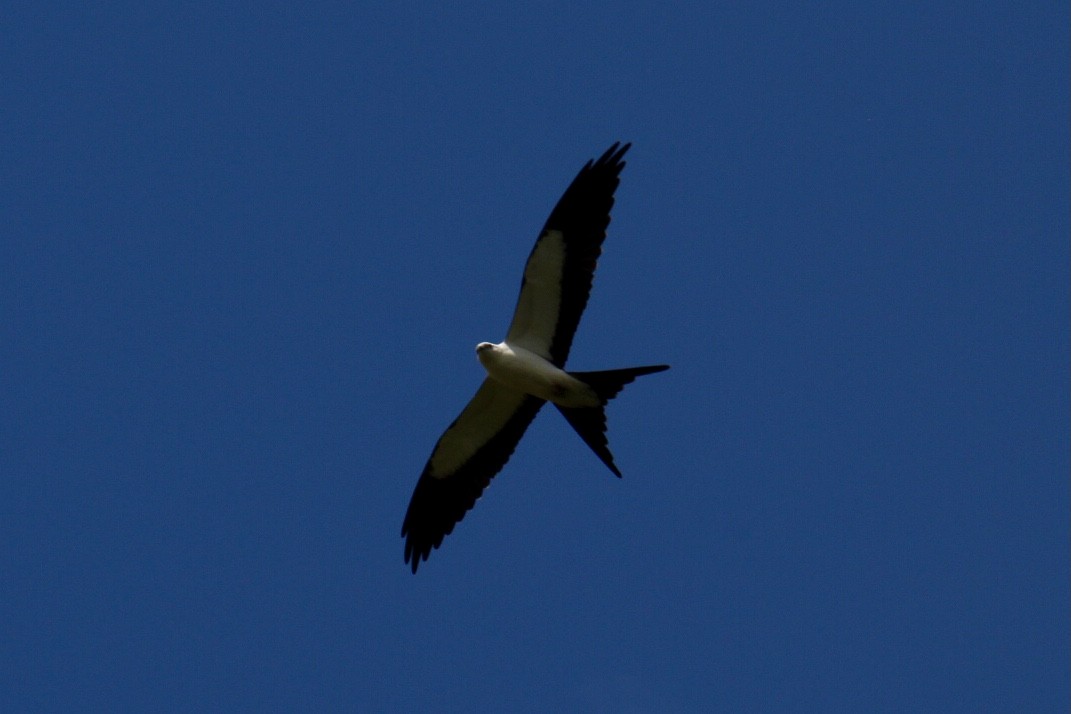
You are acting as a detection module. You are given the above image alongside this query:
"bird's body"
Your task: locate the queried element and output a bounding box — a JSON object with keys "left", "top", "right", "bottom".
{"left": 476, "top": 341, "right": 600, "bottom": 409}
{"left": 402, "top": 143, "right": 669, "bottom": 572}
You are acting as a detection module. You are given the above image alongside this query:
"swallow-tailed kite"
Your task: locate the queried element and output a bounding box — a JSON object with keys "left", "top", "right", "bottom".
{"left": 401, "top": 142, "right": 668, "bottom": 573}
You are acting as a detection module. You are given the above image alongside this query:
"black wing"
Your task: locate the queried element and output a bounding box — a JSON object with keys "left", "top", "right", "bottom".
{"left": 505, "top": 142, "right": 630, "bottom": 367}
{"left": 401, "top": 379, "right": 545, "bottom": 573}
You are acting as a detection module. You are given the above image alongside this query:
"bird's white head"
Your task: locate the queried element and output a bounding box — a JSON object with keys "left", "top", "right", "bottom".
{"left": 475, "top": 342, "right": 498, "bottom": 367}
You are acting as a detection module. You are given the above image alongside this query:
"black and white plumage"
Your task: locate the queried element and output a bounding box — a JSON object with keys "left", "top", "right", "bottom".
{"left": 401, "top": 143, "right": 668, "bottom": 573}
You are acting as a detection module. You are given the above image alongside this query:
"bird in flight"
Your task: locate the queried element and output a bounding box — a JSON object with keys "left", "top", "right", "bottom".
{"left": 401, "top": 142, "right": 668, "bottom": 573}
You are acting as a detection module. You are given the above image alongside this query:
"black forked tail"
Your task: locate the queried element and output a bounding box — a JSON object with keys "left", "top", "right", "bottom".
{"left": 555, "top": 365, "right": 669, "bottom": 477}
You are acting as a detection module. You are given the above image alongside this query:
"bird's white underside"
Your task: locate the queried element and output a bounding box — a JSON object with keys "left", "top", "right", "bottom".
{"left": 427, "top": 344, "right": 598, "bottom": 479}
{"left": 478, "top": 342, "right": 597, "bottom": 408}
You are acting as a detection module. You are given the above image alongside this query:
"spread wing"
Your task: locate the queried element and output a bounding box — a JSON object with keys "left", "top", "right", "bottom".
{"left": 401, "top": 379, "right": 545, "bottom": 573}
{"left": 505, "top": 142, "right": 630, "bottom": 366}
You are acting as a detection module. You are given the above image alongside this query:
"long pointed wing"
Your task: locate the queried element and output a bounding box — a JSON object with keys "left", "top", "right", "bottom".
{"left": 401, "top": 379, "right": 545, "bottom": 573}
{"left": 505, "top": 143, "right": 630, "bottom": 366}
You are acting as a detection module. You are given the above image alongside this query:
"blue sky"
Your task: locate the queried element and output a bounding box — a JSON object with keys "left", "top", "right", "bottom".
{"left": 2, "top": 3, "right": 1067, "bottom": 711}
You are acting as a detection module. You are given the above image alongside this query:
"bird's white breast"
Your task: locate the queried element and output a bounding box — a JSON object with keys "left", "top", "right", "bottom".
{"left": 477, "top": 342, "right": 599, "bottom": 408}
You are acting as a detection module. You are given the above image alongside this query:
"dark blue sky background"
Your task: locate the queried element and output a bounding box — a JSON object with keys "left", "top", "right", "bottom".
{"left": 2, "top": 3, "right": 1067, "bottom": 711}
